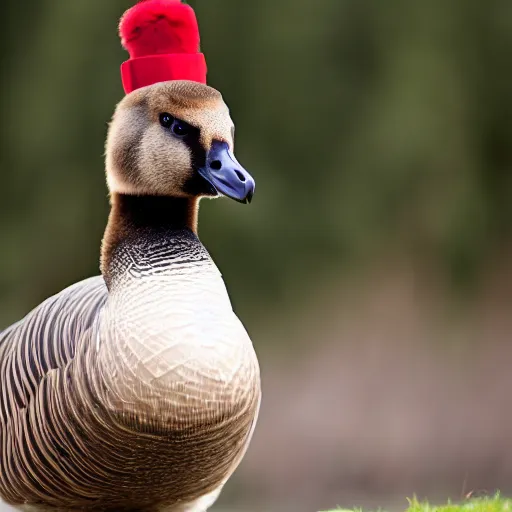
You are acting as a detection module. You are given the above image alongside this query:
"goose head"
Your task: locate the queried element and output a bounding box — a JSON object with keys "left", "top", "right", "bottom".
{"left": 105, "top": 80, "right": 255, "bottom": 204}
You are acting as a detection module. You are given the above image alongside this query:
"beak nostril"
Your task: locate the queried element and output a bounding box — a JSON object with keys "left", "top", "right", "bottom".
{"left": 210, "top": 160, "right": 222, "bottom": 171}
{"left": 235, "top": 170, "right": 246, "bottom": 182}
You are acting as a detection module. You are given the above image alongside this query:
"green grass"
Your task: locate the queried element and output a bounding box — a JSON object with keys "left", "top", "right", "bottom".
{"left": 322, "top": 495, "right": 511, "bottom": 512}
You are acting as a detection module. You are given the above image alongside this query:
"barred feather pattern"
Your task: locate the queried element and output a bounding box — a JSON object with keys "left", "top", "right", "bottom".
{"left": 0, "top": 228, "right": 260, "bottom": 511}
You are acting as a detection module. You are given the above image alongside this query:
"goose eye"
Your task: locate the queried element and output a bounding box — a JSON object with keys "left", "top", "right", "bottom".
{"left": 171, "top": 119, "right": 191, "bottom": 137}
{"left": 159, "top": 113, "right": 174, "bottom": 129}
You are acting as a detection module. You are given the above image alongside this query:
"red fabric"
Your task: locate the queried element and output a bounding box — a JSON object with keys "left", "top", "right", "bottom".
{"left": 119, "top": 0, "right": 205, "bottom": 92}
{"left": 121, "top": 54, "right": 207, "bottom": 93}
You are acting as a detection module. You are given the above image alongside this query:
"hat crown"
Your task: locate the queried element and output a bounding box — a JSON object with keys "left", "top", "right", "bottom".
{"left": 119, "top": 0, "right": 207, "bottom": 93}
{"left": 120, "top": 0, "right": 200, "bottom": 58}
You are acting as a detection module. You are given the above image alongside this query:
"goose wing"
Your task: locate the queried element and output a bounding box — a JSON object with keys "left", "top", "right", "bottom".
{"left": 0, "top": 276, "right": 107, "bottom": 425}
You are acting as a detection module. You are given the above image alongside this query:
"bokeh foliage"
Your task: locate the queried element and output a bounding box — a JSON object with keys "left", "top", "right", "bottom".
{"left": 2, "top": 0, "right": 512, "bottom": 328}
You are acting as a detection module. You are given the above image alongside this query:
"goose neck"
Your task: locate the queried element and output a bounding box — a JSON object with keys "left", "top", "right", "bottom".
{"left": 100, "top": 193, "right": 202, "bottom": 288}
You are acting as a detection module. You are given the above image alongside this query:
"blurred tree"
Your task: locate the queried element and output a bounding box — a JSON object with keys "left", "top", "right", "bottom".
{"left": 1, "top": 0, "right": 511, "bottom": 329}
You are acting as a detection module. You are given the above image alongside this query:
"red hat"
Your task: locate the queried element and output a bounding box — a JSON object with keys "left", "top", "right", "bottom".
{"left": 119, "top": 0, "right": 207, "bottom": 94}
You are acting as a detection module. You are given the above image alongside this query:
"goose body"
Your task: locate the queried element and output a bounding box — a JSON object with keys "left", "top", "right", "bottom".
{"left": 0, "top": 211, "right": 259, "bottom": 511}
{"left": 0, "top": 14, "right": 262, "bottom": 509}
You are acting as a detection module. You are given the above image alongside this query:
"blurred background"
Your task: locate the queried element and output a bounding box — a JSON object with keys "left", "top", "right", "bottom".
{"left": 1, "top": 1, "right": 512, "bottom": 511}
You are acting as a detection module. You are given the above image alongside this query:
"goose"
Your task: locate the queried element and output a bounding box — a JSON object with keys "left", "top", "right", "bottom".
{"left": 0, "top": 1, "right": 261, "bottom": 511}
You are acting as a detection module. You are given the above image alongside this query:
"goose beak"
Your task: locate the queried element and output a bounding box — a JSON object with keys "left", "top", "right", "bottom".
{"left": 198, "top": 141, "right": 255, "bottom": 204}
